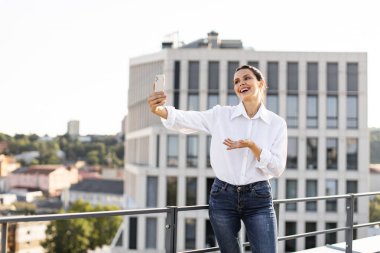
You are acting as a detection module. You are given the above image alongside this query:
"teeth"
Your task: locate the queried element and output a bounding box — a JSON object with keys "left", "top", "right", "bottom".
{"left": 240, "top": 88, "right": 249, "bottom": 93}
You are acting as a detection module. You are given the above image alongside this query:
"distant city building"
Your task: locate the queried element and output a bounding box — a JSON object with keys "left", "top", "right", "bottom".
{"left": 118, "top": 31, "right": 368, "bottom": 253}
{"left": 6, "top": 165, "right": 78, "bottom": 197}
{"left": 0, "top": 155, "right": 20, "bottom": 177}
{"left": 63, "top": 178, "right": 124, "bottom": 209}
{"left": 6, "top": 221, "right": 48, "bottom": 253}
{"left": 67, "top": 120, "right": 80, "bottom": 137}
{"left": 369, "top": 164, "right": 380, "bottom": 193}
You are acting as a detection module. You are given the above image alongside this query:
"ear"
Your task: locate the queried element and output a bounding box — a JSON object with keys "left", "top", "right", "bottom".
{"left": 259, "top": 79, "right": 266, "bottom": 89}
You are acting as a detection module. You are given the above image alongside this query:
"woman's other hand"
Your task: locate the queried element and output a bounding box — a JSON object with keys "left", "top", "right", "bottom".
{"left": 223, "top": 138, "right": 252, "bottom": 150}
{"left": 223, "top": 138, "right": 262, "bottom": 160}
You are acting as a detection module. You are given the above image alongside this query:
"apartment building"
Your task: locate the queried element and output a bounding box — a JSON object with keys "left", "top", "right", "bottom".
{"left": 118, "top": 31, "right": 368, "bottom": 253}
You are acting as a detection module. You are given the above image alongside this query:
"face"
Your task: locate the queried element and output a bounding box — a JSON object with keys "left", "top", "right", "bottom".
{"left": 233, "top": 68, "right": 263, "bottom": 102}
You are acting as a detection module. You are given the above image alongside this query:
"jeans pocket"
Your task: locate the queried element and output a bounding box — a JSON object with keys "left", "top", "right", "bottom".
{"left": 210, "top": 184, "right": 223, "bottom": 196}
{"left": 253, "top": 182, "right": 272, "bottom": 198}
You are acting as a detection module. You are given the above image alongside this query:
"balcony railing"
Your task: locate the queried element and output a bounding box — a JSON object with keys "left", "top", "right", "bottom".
{"left": 1, "top": 191, "right": 380, "bottom": 253}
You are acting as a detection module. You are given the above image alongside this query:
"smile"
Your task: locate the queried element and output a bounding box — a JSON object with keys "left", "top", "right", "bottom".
{"left": 239, "top": 87, "right": 250, "bottom": 93}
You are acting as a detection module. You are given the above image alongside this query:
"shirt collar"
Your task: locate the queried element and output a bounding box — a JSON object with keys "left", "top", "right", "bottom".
{"left": 231, "top": 102, "right": 271, "bottom": 125}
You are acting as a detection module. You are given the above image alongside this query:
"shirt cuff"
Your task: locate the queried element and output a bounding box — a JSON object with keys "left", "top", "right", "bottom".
{"left": 256, "top": 148, "right": 271, "bottom": 169}
{"left": 161, "top": 106, "right": 176, "bottom": 128}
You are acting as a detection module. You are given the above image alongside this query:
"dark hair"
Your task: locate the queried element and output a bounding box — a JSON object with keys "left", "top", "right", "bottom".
{"left": 235, "top": 64, "right": 264, "bottom": 81}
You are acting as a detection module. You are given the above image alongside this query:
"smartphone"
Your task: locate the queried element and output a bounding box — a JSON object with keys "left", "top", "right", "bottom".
{"left": 154, "top": 74, "right": 165, "bottom": 92}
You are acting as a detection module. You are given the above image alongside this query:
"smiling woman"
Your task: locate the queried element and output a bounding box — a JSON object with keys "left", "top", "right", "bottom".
{"left": 147, "top": 64, "right": 287, "bottom": 253}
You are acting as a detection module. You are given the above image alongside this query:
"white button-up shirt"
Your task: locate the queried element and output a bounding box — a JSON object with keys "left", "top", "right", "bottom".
{"left": 162, "top": 102, "right": 287, "bottom": 185}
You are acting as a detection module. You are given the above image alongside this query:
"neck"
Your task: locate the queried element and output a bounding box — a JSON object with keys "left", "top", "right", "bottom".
{"left": 242, "top": 99, "right": 261, "bottom": 118}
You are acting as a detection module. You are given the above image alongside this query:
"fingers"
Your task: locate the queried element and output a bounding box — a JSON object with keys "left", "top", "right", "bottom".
{"left": 147, "top": 92, "right": 167, "bottom": 112}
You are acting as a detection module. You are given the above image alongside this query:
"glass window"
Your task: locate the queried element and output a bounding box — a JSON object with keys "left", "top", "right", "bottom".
{"left": 326, "top": 179, "right": 338, "bottom": 212}
{"left": 186, "top": 177, "right": 197, "bottom": 205}
{"left": 188, "top": 93, "right": 199, "bottom": 111}
{"left": 326, "top": 138, "right": 338, "bottom": 170}
{"left": 206, "top": 136, "right": 212, "bottom": 168}
{"left": 247, "top": 61, "right": 259, "bottom": 68}
{"left": 187, "top": 135, "right": 198, "bottom": 168}
{"left": 128, "top": 217, "right": 137, "bottom": 249}
{"left": 347, "top": 96, "right": 358, "bottom": 129}
{"left": 307, "top": 95, "right": 318, "bottom": 128}
{"left": 325, "top": 222, "right": 337, "bottom": 244}
{"left": 207, "top": 94, "right": 218, "bottom": 109}
{"left": 287, "top": 95, "right": 298, "bottom": 128}
{"left": 205, "top": 220, "right": 216, "bottom": 247}
{"left": 185, "top": 218, "right": 196, "bottom": 249}
{"left": 166, "top": 177, "right": 177, "bottom": 206}
{"left": 347, "top": 63, "right": 358, "bottom": 92}
{"left": 306, "top": 180, "right": 318, "bottom": 211}
{"left": 270, "top": 178, "right": 278, "bottom": 199}
{"left": 285, "top": 222, "right": 297, "bottom": 252}
{"left": 346, "top": 180, "right": 358, "bottom": 212}
{"left": 267, "top": 62, "right": 279, "bottom": 91}
{"left": 307, "top": 62, "right": 318, "bottom": 91}
{"left": 227, "top": 61, "right": 239, "bottom": 96}
{"left": 146, "top": 176, "right": 158, "bottom": 207}
{"left": 188, "top": 61, "right": 199, "bottom": 90}
{"left": 347, "top": 138, "right": 358, "bottom": 170}
{"left": 174, "top": 61, "right": 180, "bottom": 108}
{"left": 287, "top": 137, "right": 298, "bottom": 169}
{"left": 208, "top": 61, "right": 219, "bottom": 90}
{"left": 327, "top": 63, "right": 338, "bottom": 92}
{"left": 266, "top": 95, "right": 278, "bottom": 114}
{"left": 286, "top": 179, "right": 297, "bottom": 211}
{"left": 305, "top": 222, "right": 317, "bottom": 249}
{"left": 167, "top": 135, "right": 178, "bottom": 167}
{"left": 307, "top": 138, "right": 318, "bottom": 170}
{"left": 145, "top": 218, "right": 157, "bottom": 249}
{"left": 327, "top": 96, "right": 338, "bottom": 128}
{"left": 206, "top": 178, "right": 214, "bottom": 204}
{"left": 227, "top": 93, "right": 239, "bottom": 105}
{"left": 287, "top": 62, "right": 298, "bottom": 92}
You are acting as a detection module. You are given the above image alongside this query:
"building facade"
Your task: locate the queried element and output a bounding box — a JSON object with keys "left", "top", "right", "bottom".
{"left": 119, "top": 32, "right": 368, "bottom": 253}
{"left": 67, "top": 120, "right": 80, "bottom": 137}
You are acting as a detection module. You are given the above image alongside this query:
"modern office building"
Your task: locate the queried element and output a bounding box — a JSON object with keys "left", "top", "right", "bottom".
{"left": 118, "top": 31, "right": 368, "bottom": 253}
{"left": 67, "top": 120, "right": 80, "bottom": 137}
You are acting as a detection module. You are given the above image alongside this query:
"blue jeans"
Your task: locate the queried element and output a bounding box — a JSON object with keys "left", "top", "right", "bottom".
{"left": 209, "top": 178, "right": 277, "bottom": 253}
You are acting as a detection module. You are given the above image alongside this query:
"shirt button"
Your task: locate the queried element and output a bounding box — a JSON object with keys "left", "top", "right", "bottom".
{"left": 237, "top": 187, "right": 241, "bottom": 192}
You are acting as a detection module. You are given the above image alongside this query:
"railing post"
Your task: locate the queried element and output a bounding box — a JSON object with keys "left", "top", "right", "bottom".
{"left": 274, "top": 202, "right": 280, "bottom": 233}
{"left": 165, "top": 206, "right": 178, "bottom": 253}
{"left": 1, "top": 223, "right": 8, "bottom": 253}
{"left": 345, "top": 194, "right": 354, "bottom": 253}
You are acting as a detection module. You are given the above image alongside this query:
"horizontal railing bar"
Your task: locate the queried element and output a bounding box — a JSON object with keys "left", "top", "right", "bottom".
{"left": 177, "top": 205, "right": 208, "bottom": 212}
{"left": 180, "top": 246, "right": 220, "bottom": 253}
{"left": 353, "top": 221, "right": 380, "bottom": 229}
{"left": 278, "top": 227, "right": 349, "bottom": 241}
{"left": 0, "top": 207, "right": 169, "bottom": 223}
{"left": 353, "top": 191, "right": 380, "bottom": 197}
{"left": 274, "top": 191, "right": 380, "bottom": 204}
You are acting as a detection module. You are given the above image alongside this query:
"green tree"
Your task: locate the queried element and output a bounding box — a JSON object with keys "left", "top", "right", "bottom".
{"left": 370, "top": 196, "right": 380, "bottom": 222}
{"left": 42, "top": 200, "right": 122, "bottom": 252}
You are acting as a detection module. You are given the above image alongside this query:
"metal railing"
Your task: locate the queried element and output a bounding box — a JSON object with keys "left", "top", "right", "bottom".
{"left": 1, "top": 191, "right": 380, "bottom": 253}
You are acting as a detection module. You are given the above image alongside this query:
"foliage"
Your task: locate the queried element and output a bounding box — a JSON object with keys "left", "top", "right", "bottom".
{"left": 12, "top": 201, "right": 36, "bottom": 215}
{"left": 41, "top": 200, "right": 122, "bottom": 253}
{"left": 0, "top": 132, "right": 124, "bottom": 167}
{"left": 370, "top": 196, "right": 380, "bottom": 222}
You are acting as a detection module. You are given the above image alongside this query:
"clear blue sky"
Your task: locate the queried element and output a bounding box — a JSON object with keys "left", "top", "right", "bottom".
{"left": 0, "top": 0, "right": 379, "bottom": 136}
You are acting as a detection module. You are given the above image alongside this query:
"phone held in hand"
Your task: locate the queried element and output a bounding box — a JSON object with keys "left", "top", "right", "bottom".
{"left": 154, "top": 74, "right": 165, "bottom": 92}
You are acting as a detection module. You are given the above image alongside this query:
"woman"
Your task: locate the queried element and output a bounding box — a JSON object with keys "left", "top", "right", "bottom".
{"left": 147, "top": 64, "right": 287, "bottom": 253}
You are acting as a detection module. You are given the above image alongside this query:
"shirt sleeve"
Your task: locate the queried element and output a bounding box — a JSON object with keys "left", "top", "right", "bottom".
{"left": 256, "top": 119, "right": 288, "bottom": 177}
{"left": 161, "top": 106, "right": 218, "bottom": 134}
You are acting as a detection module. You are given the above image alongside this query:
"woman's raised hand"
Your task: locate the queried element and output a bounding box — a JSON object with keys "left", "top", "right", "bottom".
{"left": 147, "top": 90, "right": 168, "bottom": 119}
